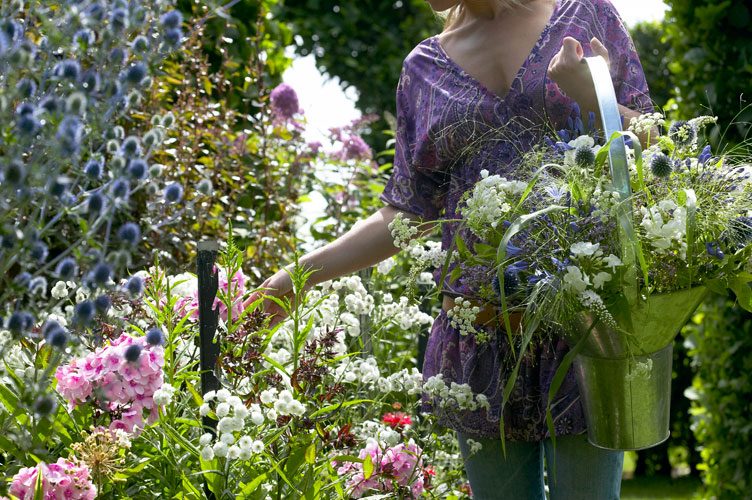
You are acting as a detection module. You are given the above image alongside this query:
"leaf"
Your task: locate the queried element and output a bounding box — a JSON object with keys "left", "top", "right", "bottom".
{"left": 729, "top": 276, "right": 752, "bottom": 312}
{"left": 239, "top": 473, "right": 268, "bottom": 496}
{"left": 34, "top": 465, "right": 44, "bottom": 500}
{"left": 305, "top": 442, "right": 316, "bottom": 465}
{"left": 309, "top": 399, "right": 373, "bottom": 418}
{"left": 363, "top": 453, "right": 374, "bottom": 480}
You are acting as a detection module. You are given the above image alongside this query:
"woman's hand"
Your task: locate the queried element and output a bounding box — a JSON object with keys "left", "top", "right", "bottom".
{"left": 548, "top": 36, "right": 610, "bottom": 118}
{"left": 244, "top": 270, "right": 294, "bottom": 328}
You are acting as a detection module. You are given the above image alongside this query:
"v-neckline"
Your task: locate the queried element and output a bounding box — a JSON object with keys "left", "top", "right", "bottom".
{"left": 432, "top": 0, "right": 560, "bottom": 105}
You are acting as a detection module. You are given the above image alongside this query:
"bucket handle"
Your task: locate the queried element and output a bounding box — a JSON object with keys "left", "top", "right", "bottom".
{"left": 583, "top": 56, "right": 639, "bottom": 304}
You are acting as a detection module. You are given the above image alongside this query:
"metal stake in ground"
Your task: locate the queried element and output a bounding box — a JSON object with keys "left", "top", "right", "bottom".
{"left": 197, "top": 240, "right": 220, "bottom": 430}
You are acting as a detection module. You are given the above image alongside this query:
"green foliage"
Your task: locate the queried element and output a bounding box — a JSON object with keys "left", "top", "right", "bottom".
{"left": 629, "top": 21, "right": 673, "bottom": 112}
{"left": 684, "top": 295, "right": 752, "bottom": 498}
{"left": 663, "top": 0, "right": 752, "bottom": 145}
{"left": 276, "top": 0, "right": 442, "bottom": 144}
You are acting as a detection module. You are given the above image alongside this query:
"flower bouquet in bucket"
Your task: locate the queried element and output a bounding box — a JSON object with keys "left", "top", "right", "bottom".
{"left": 411, "top": 57, "right": 752, "bottom": 450}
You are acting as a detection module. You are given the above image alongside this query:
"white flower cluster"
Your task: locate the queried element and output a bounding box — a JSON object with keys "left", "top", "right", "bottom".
{"left": 563, "top": 242, "right": 622, "bottom": 327}
{"left": 333, "top": 356, "right": 424, "bottom": 395}
{"left": 625, "top": 358, "right": 654, "bottom": 382}
{"left": 639, "top": 199, "right": 688, "bottom": 258}
{"left": 423, "top": 374, "right": 490, "bottom": 412}
{"left": 356, "top": 420, "right": 402, "bottom": 447}
{"left": 407, "top": 240, "right": 447, "bottom": 269}
{"left": 378, "top": 293, "right": 434, "bottom": 331}
{"left": 152, "top": 383, "right": 176, "bottom": 406}
{"left": 50, "top": 280, "right": 77, "bottom": 300}
{"left": 590, "top": 185, "right": 621, "bottom": 217}
{"left": 376, "top": 257, "right": 396, "bottom": 275}
{"left": 198, "top": 389, "right": 261, "bottom": 462}
{"left": 445, "top": 297, "right": 480, "bottom": 337}
{"left": 465, "top": 438, "right": 483, "bottom": 456}
{"left": 388, "top": 212, "right": 419, "bottom": 250}
{"left": 628, "top": 112, "right": 665, "bottom": 135}
{"left": 273, "top": 389, "right": 307, "bottom": 417}
{"left": 334, "top": 276, "right": 375, "bottom": 315}
{"left": 463, "top": 169, "right": 527, "bottom": 238}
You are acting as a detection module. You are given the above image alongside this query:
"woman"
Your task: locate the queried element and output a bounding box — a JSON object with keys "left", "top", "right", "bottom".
{"left": 255, "top": 0, "right": 652, "bottom": 497}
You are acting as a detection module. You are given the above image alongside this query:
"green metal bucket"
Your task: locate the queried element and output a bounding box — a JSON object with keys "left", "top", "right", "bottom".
{"left": 565, "top": 57, "right": 711, "bottom": 450}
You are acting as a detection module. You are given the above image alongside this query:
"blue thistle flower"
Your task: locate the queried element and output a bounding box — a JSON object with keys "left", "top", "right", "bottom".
{"left": 39, "top": 96, "right": 61, "bottom": 114}
{"left": 47, "top": 177, "right": 69, "bottom": 197}
{"left": 46, "top": 328, "right": 68, "bottom": 349}
{"left": 28, "top": 276, "right": 47, "bottom": 295}
{"left": 84, "top": 159, "right": 103, "bottom": 179}
{"left": 91, "top": 261, "right": 112, "bottom": 287}
{"left": 146, "top": 327, "right": 163, "bottom": 346}
{"left": 109, "top": 47, "right": 128, "bottom": 66}
{"left": 88, "top": 192, "right": 104, "bottom": 213}
{"left": 110, "top": 8, "right": 129, "bottom": 33}
{"left": 15, "top": 78, "right": 36, "bottom": 97}
{"left": 0, "top": 228, "right": 18, "bottom": 249}
{"left": 164, "top": 183, "right": 183, "bottom": 203}
{"left": 127, "top": 158, "right": 147, "bottom": 179}
{"left": 16, "top": 102, "right": 34, "bottom": 116}
{"left": 122, "top": 62, "right": 147, "bottom": 86}
{"left": 55, "top": 257, "right": 79, "bottom": 279}
{"left": 7, "top": 311, "right": 33, "bottom": 335}
{"left": 111, "top": 178, "right": 130, "bottom": 200}
{"left": 160, "top": 10, "right": 183, "bottom": 29}
{"left": 56, "top": 116, "right": 83, "bottom": 155}
{"left": 73, "top": 29, "right": 95, "bottom": 47}
{"left": 30, "top": 242, "right": 49, "bottom": 262}
{"left": 197, "top": 178, "right": 213, "bottom": 195}
{"left": 131, "top": 35, "right": 149, "bottom": 52}
{"left": 85, "top": 2, "right": 105, "bottom": 21}
{"left": 164, "top": 28, "right": 182, "bottom": 47}
{"left": 32, "top": 395, "right": 57, "bottom": 416}
{"left": 124, "top": 344, "right": 142, "bottom": 363}
{"left": 729, "top": 216, "right": 752, "bottom": 246}
{"left": 574, "top": 145, "right": 595, "bottom": 168}
{"left": 4, "top": 160, "right": 26, "bottom": 186}
{"left": 94, "top": 294, "right": 111, "bottom": 314}
{"left": 16, "top": 113, "right": 40, "bottom": 136}
{"left": 75, "top": 300, "right": 96, "bottom": 325}
{"left": 3, "top": 20, "right": 22, "bottom": 42}
{"left": 650, "top": 153, "right": 672, "bottom": 178}
{"left": 121, "top": 136, "right": 141, "bottom": 158}
{"left": 669, "top": 120, "right": 696, "bottom": 147}
{"left": 117, "top": 222, "right": 140, "bottom": 245}
{"left": 14, "top": 272, "right": 32, "bottom": 287}
{"left": 42, "top": 320, "right": 62, "bottom": 338}
{"left": 705, "top": 242, "right": 725, "bottom": 260}
{"left": 79, "top": 70, "right": 100, "bottom": 93}
{"left": 698, "top": 145, "right": 712, "bottom": 165}
{"left": 125, "top": 275, "right": 143, "bottom": 297}
{"left": 55, "top": 59, "right": 81, "bottom": 80}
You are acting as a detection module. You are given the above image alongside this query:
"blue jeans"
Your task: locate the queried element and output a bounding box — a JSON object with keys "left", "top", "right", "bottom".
{"left": 457, "top": 432, "right": 623, "bottom": 499}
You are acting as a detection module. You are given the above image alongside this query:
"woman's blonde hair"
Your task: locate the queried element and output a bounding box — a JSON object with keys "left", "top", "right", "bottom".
{"left": 442, "top": 0, "right": 532, "bottom": 31}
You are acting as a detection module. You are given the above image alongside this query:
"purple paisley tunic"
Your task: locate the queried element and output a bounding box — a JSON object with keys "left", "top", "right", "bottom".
{"left": 380, "top": 0, "right": 653, "bottom": 441}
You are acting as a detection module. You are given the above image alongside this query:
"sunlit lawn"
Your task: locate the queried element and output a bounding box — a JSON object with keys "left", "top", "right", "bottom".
{"left": 621, "top": 451, "right": 703, "bottom": 499}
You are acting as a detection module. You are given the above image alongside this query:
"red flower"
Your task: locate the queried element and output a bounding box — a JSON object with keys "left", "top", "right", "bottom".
{"left": 381, "top": 411, "right": 412, "bottom": 429}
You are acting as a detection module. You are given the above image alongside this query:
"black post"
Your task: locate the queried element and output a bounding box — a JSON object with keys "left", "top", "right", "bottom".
{"left": 197, "top": 241, "right": 220, "bottom": 426}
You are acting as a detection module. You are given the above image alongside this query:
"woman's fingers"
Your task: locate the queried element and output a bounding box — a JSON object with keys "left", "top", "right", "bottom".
{"left": 590, "top": 37, "right": 610, "bottom": 66}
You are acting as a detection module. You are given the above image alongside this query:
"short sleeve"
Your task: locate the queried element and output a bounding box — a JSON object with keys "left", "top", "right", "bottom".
{"left": 380, "top": 61, "right": 447, "bottom": 220}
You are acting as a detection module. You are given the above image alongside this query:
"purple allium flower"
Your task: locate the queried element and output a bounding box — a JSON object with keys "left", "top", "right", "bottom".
{"left": 14, "top": 272, "right": 31, "bottom": 287}
{"left": 16, "top": 78, "right": 36, "bottom": 97}
{"left": 125, "top": 276, "right": 143, "bottom": 297}
{"left": 160, "top": 10, "right": 183, "bottom": 29}
{"left": 4, "top": 160, "right": 25, "bottom": 185}
{"left": 94, "top": 294, "right": 111, "bottom": 314}
{"left": 55, "top": 59, "right": 81, "bottom": 80}
{"left": 124, "top": 344, "right": 142, "bottom": 363}
{"left": 111, "top": 178, "right": 130, "bottom": 199}
{"left": 307, "top": 141, "right": 322, "bottom": 155}
{"left": 56, "top": 116, "right": 83, "bottom": 155}
{"left": 90, "top": 262, "right": 112, "bottom": 287}
{"left": 270, "top": 83, "right": 301, "bottom": 121}
{"left": 75, "top": 300, "right": 95, "bottom": 325}
{"left": 164, "top": 28, "right": 183, "bottom": 47}
{"left": 117, "top": 222, "right": 140, "bottom": 245}
{"left": 88, "top": 192, "right": 104, "bottom": 213}
{"left": 127, "top": 158, "right": 147, "bottom": 179}
{"left": 146, "top": 327, "right": 163, "bottom": 345}
{"left": 28, "top": 276, "right": 47, "bottom": 295}
{"left": 121, "top": 136, "right": 141, "bottom": 158}
{"left": 84, "top": 159, "right": 103, "bottom": 179}
{"left": 122, "top": 62, "right": 147, "bottom": 86}
{"left": 164, "top": 182, "right": 183, "bottom": 203}
{"left": 110, "top": 8, "right": 129, "bottom": 33}
{"left": 30, "top": 242, "right": 48, "bottom": 262}
{"left": 55, "top": 257, "right": 78, "bottom": 279}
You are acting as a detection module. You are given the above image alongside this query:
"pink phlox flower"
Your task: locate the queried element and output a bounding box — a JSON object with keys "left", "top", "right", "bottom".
{"left": 9, "top": 459, "right": 96, "bottom": 500}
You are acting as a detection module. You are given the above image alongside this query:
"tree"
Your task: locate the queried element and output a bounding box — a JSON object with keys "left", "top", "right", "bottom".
{"left": 629, "top": 21, "right": 673, "bottom": 112}
{"left": 663, "top": 0, "right": 752, "bottom": 145}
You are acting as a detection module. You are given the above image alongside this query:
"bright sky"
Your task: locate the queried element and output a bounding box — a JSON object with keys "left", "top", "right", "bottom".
{"left": 283, "top": 0, "right": 668, "bottom": 144}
